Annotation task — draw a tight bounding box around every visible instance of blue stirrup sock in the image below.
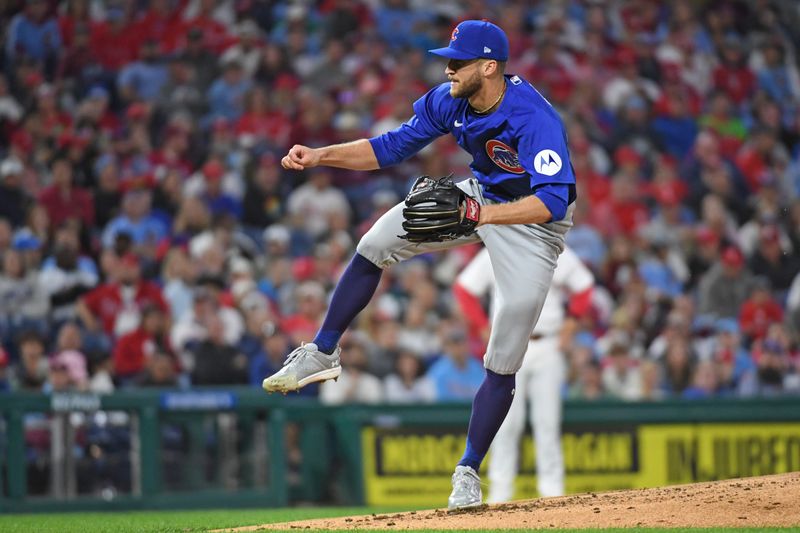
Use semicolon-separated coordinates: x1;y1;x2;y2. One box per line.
458;369;516;473
312;253;383;354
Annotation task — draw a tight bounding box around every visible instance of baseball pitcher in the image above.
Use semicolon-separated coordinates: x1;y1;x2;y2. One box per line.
262;20;576;509
455;245;594;501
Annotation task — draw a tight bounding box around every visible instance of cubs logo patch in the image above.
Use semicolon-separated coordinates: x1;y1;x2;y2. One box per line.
533;149;562;176
450;27;459;41
485;139;525;174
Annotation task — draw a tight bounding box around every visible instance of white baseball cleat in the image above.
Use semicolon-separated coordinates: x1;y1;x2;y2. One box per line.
448;465;482;510
262;342;342;393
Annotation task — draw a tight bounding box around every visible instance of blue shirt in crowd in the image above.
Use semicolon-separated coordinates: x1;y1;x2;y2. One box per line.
117;61;169;102
6;13;61;61
204;193;243;220
207;78;253;122
426;355;485;402
102;215;168;249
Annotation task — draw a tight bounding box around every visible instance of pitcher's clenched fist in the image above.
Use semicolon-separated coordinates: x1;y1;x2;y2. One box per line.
281;144;320;170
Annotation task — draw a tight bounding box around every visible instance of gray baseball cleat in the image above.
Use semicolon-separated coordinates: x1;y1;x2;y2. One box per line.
447;465;482;510
262;342;342;393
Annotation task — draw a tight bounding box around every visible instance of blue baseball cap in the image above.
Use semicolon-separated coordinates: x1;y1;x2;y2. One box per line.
429;20;509;62
714;318;739;335
12;230;42;251
86;86;109;101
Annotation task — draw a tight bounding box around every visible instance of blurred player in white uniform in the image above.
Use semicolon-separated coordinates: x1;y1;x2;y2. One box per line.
454;245;594;500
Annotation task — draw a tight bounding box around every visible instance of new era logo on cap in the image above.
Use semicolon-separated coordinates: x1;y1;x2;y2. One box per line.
429;20;509;61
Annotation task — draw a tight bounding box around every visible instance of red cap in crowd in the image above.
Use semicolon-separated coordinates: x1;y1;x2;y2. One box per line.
274;73;300;91
614;145;643;167
760;224;780;244
121;174;155;193
652;184;680;206
720;246;744;268
202;160;225;180
11;130;33;152
58;131;91;150
695;227;719;245
292;257;315;281
614;47;637;67
120;252;140;268
212;117;230;133
23;71;44;87
658;154;678;169
126;103;148;120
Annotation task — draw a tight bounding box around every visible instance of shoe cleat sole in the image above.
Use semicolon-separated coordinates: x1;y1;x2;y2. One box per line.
447;502;485;513
262;367;342;393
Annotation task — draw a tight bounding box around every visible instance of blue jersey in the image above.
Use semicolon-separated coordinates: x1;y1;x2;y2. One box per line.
369;74;576;211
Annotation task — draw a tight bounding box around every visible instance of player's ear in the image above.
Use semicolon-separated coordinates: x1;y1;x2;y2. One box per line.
482;59;498;77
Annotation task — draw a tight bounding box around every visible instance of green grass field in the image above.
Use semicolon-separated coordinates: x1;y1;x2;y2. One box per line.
0;508;797;533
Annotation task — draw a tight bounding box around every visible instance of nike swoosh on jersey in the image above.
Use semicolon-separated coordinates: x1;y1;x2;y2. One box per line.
454;120;463;127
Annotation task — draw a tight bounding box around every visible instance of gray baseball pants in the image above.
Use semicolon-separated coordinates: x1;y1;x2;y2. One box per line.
356;178;568;374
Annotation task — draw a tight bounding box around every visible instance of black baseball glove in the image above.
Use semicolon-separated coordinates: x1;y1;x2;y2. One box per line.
399;175;481;243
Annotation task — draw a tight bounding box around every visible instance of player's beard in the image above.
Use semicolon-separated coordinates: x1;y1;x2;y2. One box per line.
450;69;482;99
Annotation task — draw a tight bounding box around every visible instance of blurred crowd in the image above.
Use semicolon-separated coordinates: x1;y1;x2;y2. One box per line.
1;0;800;403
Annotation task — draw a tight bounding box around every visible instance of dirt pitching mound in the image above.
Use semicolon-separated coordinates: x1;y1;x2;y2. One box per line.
223;472;800;530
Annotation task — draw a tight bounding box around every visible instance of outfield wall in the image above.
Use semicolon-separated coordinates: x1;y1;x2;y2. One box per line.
361;422;800;505
1;390;799;512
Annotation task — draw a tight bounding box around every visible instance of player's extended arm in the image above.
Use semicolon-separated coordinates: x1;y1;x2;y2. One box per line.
281;140;379;171
478;195;553;226
288;86;447;173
